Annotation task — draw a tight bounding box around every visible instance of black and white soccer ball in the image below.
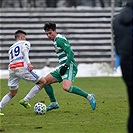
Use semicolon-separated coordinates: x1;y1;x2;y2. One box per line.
34;102;47;115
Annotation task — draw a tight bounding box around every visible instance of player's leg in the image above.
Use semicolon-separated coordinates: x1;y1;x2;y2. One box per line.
68;84;96;110
0;92;14;116
0;90;18;113
43;73;59;111
22;75;54;103
19;83;42;108
19;69;58;109
19;68;44;108
62;64;96;110
44;85;59;111
44;85;56;102
62;80;96;110
0;73;20;115
19;80;44;108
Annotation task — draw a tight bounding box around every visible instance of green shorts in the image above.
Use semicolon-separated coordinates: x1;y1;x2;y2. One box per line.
50;63;78;83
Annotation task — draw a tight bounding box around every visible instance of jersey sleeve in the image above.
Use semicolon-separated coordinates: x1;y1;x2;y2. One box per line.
22;41;31;64
22;41;31;52
65;47;74;66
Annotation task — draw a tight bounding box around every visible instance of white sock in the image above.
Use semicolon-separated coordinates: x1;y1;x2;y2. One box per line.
24;85;42;102
0;93;13;109
51;102;57;105
87;94;92;100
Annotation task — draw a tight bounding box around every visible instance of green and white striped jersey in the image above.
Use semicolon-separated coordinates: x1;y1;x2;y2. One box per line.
53;34;76;67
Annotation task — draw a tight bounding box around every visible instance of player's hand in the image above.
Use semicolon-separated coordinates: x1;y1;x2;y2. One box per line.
27;63;34;71
60;64;68;76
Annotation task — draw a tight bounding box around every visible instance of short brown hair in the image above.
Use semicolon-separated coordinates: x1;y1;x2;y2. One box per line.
44;22;56;31
15;30;26;39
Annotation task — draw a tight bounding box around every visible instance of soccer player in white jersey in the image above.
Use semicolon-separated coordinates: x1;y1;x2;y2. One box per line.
20;22;96;111
0;30;59;115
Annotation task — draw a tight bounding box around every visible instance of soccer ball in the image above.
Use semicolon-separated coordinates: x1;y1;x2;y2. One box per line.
34;102;47;115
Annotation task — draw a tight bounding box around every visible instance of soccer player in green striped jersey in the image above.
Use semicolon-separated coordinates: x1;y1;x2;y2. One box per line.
20;22;96;111
43;22;96;110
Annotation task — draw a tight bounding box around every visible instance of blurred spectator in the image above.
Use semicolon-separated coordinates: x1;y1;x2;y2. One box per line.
89;0;105;8
89;0;96;7
0;0;3;7
99;0;104;7
0;0;127;8
115;0;127;7
27;0;36;7
113;1;132;133
106;0;111;7
18;0;23;8
65;0;77;7
115;0;122;7
45;0;58;7
0;0;23;8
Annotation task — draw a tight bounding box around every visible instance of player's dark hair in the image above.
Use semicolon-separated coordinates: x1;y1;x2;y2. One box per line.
15;30;26;39
44;22;56;31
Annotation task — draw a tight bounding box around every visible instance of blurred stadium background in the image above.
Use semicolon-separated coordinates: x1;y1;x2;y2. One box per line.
0;0;128;69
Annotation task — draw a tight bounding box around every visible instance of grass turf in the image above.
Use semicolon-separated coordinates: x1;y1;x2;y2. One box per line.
0;77;128;133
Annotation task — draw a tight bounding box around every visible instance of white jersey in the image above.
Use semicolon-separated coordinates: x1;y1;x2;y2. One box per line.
8;40;30;70
8;40;41;90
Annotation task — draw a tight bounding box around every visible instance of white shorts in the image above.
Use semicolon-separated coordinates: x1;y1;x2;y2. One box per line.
8;68;41;90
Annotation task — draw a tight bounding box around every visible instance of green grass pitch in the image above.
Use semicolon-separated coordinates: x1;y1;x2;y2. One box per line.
0;77;128;133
